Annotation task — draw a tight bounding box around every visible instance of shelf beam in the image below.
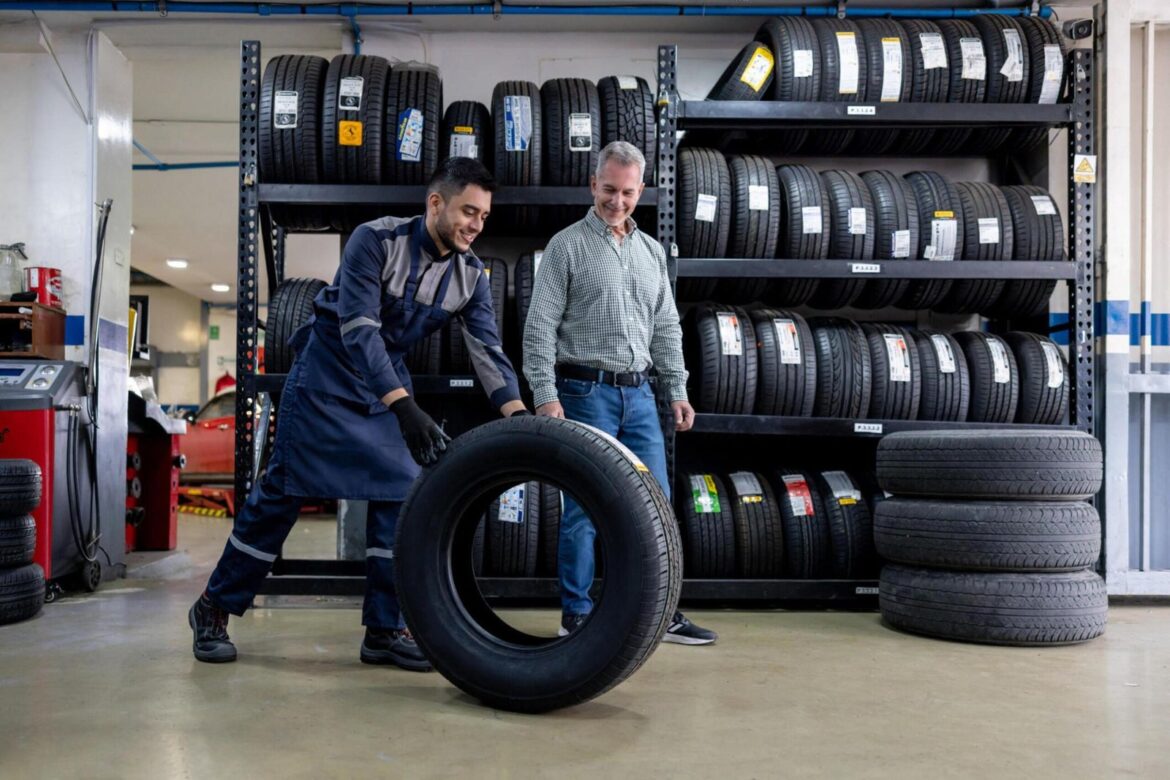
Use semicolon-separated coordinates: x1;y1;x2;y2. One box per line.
677;101;1072;129
687;414;1076;437
259;184;658;207
675;259;1076;280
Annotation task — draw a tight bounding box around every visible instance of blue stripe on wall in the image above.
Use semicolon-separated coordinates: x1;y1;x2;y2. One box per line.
63;316;129;353
65;315;85;346
1052;301;1170;346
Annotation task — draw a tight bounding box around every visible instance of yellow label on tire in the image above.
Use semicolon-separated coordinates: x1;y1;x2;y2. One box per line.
339;120;363;147
739;45;775;92
934;210;954;219
453;125;474;134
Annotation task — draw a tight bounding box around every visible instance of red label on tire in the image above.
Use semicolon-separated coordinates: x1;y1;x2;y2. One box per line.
781;475;815;517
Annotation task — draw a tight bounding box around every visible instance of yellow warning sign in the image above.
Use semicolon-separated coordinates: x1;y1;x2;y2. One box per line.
1073;154;1097;184
339;120;363;147
739;45;775;93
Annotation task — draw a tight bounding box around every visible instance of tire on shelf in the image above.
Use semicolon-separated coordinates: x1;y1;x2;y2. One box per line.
953;331;1020;423
912;328;971;422
875;429;1103;500
541;77;601;187
988;185;1064;318
597;76;656;185
771;468;831;579
1011;17;1069;151
935;181;1012;315
874;497;1100;572
726;471;784;578
486;480;542;577
931;19;987;154
536;481;563;577
722;154;780;303
813;469;878;578
806;18;867;154
385;64;442;185
492;80;542;230
753;17;820;151
683;304;758;415
811;170;874;310
809;317;872;419
677;147;732;301
440;100;492;169
855;170;918;309
264;277;328;375
880;565;1106;646
706;42;776;102
861;323;921;421
395;415;682;713
771;164;827;307
0;563;44;627
893;19;951;154
321;54;390;184
965;15;1030;153
748;308;816;417
0;514;36;567
897;171;962;309
851;19;911;155
1004;331;1070;425
677;473;737;578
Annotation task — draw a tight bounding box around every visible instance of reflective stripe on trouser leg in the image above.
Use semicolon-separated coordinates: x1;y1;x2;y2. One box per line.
363;500;405;630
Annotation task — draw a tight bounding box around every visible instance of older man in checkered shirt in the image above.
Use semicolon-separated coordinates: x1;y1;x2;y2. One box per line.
522;140;717;646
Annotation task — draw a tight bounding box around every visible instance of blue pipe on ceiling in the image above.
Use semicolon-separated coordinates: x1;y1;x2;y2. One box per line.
133;161;238;170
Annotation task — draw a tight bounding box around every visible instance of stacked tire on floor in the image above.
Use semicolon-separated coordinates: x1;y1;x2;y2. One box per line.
874;430;1107;646
0;460;45;626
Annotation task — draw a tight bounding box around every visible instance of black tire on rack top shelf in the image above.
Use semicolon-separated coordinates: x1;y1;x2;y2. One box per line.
722;154;780;303
706;41;776;101
813;469;878;579
862;323;921;421
264;277;327;374
492;80;542;229
753;17;820;151
1011;17;1069;150
771;468;831;579
677;473;737;578
683;304;758;415
748;307;817;417
597;76;656;185
441;100;492;169
807;17;867;154
385;64;442;185
953;331;1019;423
809;317;872;419
726;471;784;578
932;20;986;154
541;78;601;187
486;481;542;577
0;514;36;567
966;15;1031;153
936;181;1012;315
988;185;1065;318
1004;331;1070;425
913;328;971;422
321;54;389;184
260;54;330;231
855;170;918;309
874;497;1100;572
0;563;44;626
811;170;874;309
894;19;951;154
770;164;826;307
851;19;911;155
897;171;961;309
677;148;731;301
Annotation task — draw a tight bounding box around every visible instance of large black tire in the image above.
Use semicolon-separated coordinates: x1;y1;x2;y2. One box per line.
260;54;330;230
811;170;874;309
385;65;442;185
931;20;986;154
988;185;1064;318
536;482;562;577
770;164;827;307
913;328;970;422
726;471;784;578
486;481;541;577
541;78;601;186
966;15;1031;153
722;154;780;303
706;42;776;101
321;54;389;184
874;498;1101;573
754;17;819;151
597;76;656;185
677;148;732;300
809;317;871;419
894;19;950;154
264;277;327;374
440;100;492;169
684;304;758;415
862;323;921;421
1004;331;1069;425
1011;17;1069;150
851;19;911;155
936;182;1012;314
0;460;41;516
880;566;1107;646
897;171;961;309
677;473;737;578
813;470;877;578
772;468;831;579
807;18;867;154
0;514;36;566
749;308;816;417
0;563;44;626
953;331;1019;423
876;429;1103;500
492;80;542;229
855;170;917;309
396;416;682;713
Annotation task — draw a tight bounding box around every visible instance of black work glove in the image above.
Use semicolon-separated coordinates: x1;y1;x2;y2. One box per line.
390;396;451;467
510;409;532;417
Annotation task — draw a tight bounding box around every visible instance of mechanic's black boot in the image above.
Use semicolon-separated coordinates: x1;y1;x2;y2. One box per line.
189;593;237;663
360;627;432;672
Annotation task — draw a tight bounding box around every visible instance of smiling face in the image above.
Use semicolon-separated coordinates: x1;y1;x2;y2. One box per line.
427;184;492;254
590;159;645;229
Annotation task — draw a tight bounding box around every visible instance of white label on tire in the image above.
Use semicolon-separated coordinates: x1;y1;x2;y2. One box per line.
696;193;718;223
931;334;958;374
978;217;1001;245
569;113;593;152
691;474;720;514
503;95;532;152
274;90;298;129
960;38;987;80
748;184;769;211
782;475;815;516
1039;44;1064;104
1001;29;1025;82
920;32;948;70
892;229;911;258
339;76;363;111
849;207;867;235
793;49;814;78
821;470;862;504
836;31;860;95
717;312;743;356
497;484;526;524
884;333;912;383
617;75;639;90
881;38;903;102
927;219;957;261
802;206;823;234
533;250;544;275
397;108;424;162
988;337;1011;384
730;471;764;501
774;318;802;365
1031;194;1058;216
1042;340;1066;388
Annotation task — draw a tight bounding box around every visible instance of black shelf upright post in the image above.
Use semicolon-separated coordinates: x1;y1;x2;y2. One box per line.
1069;49;1095;434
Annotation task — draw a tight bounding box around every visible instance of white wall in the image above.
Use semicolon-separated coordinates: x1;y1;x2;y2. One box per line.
130;283;203;405
207;306;237;398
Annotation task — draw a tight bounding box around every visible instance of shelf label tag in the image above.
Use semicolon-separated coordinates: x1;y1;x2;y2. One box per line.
854;422;883;435
449;378;474;388
847;105;876;116
851;263;881;274
855;586;880;596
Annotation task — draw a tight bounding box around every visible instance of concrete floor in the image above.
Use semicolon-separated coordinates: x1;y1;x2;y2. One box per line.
1;515;1168;779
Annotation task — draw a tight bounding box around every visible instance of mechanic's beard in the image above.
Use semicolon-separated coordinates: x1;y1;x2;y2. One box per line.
434;212;465;253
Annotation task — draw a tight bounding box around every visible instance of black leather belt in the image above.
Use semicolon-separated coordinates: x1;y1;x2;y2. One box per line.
556;364;648;387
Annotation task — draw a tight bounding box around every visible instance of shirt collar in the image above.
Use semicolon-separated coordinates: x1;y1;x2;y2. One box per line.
414;216;454;261
585;206;637;238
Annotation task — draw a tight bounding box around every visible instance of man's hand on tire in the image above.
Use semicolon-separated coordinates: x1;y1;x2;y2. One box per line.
391;396;451;466
536;401;565;419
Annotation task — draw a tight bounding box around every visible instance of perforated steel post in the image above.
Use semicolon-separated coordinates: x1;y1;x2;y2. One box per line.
1068;49;1096;433
235;41;261;503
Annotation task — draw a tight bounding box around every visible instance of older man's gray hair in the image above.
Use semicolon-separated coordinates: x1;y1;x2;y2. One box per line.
595;141;646;180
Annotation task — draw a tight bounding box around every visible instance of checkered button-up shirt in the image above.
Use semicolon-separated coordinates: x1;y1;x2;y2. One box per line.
522;208;688;408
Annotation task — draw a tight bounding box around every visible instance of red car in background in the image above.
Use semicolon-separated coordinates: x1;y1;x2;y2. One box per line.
181;391;237;483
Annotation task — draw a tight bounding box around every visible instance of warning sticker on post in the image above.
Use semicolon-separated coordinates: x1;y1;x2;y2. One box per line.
881;38;903;102
892;229;911;258
1031;194;1057;216
782;475;815;517
717;312;743;356
740;45;775;93
1073;154;1097;184
498;485;526;524
503;95;532;152
748;184;769;211
849;207;867;235
821;470;862;505
1041;341;1066;388
931;334;957;374
730;472;764;504
1039;44;1064;104
978;217;1001;245
960;38;987;81
793;49;814;78
339;76;363;111
884;333;912;383
836;31;860;94
774;318;802;365
397;108;424;162
696;193;718;223
274;91;298;129
1001;28;1024;82
926;216;957;261
569;113;593;152
919;32;948;70
802;206;823;234
691;474;721;514
988;337;1011;384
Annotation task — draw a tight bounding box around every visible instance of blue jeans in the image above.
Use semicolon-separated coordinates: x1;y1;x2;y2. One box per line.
556;376;671;616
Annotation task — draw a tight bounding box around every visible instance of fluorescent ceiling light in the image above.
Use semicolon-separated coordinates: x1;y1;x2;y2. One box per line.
210;283;230;293
166;258;188;269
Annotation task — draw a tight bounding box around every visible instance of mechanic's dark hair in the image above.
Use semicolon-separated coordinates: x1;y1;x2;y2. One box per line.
427;157;498;200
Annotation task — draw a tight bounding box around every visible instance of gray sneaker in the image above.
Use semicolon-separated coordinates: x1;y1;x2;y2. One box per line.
360;628;432;672
189;594;238;663
663;611;717;645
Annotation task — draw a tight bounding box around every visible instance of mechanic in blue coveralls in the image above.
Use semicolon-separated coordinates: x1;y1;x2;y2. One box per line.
189;158;527;671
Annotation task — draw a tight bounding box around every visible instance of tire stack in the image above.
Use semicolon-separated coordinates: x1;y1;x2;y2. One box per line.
875;430;1107;646
0;460;45;627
